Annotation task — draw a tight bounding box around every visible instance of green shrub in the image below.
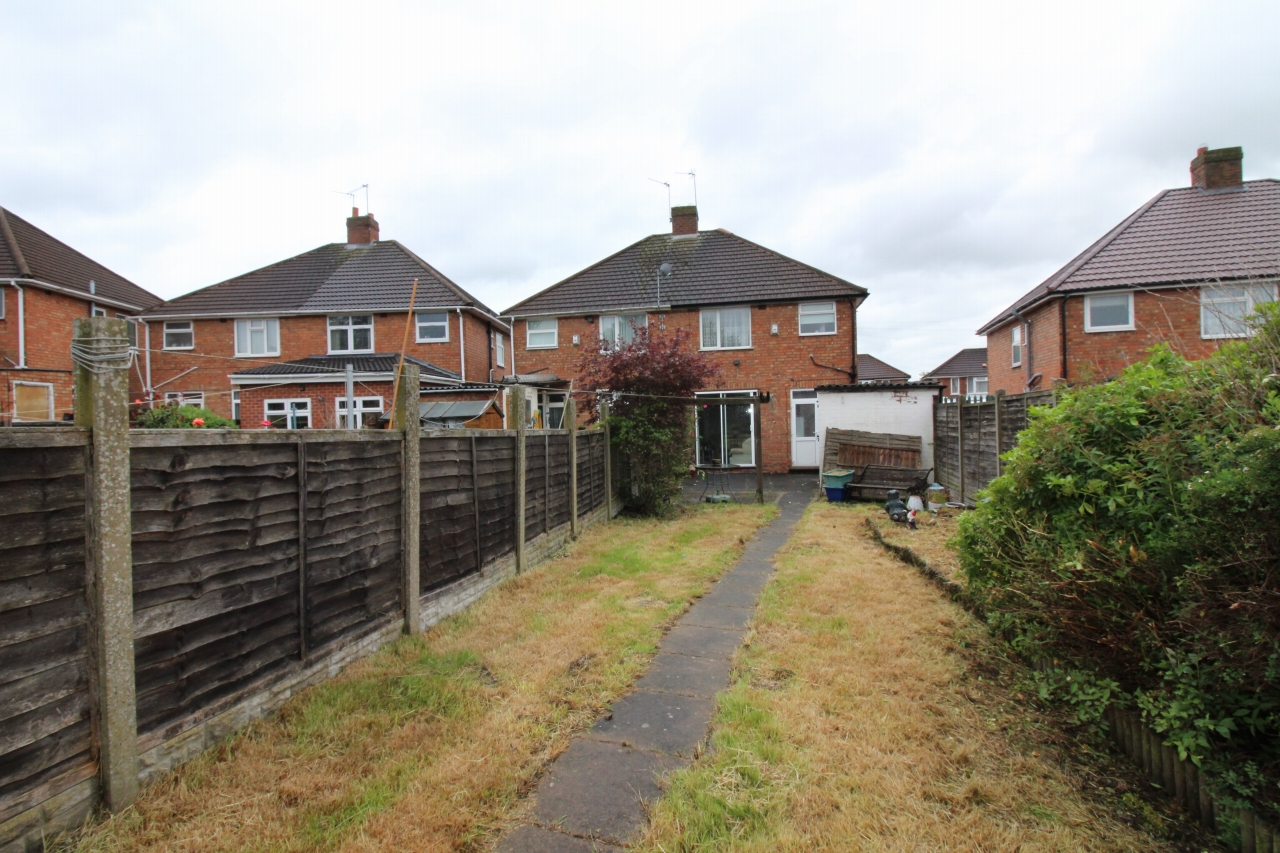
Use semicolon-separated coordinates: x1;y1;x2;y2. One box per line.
957;303;1280;803
134;404;238;429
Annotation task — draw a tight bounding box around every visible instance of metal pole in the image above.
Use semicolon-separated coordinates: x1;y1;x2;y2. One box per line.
345;363;355;429
754;392;764;504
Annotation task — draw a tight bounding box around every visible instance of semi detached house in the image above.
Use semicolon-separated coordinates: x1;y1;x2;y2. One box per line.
503;206;868;473
141;211;512;428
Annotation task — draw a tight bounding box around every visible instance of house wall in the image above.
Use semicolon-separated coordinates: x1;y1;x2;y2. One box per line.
815;387;938;473
512;299;858;472
237;382;503;430
145;312;509;420
985;300;1063;395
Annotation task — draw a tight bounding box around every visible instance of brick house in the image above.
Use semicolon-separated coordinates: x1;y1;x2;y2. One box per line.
856;353;911;383
139;210;512;428
1;206;160;422
978;146;1279;394
502;205;868;472
922;347;988;400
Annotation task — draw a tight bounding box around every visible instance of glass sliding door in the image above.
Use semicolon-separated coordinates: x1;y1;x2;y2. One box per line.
695;391;755;467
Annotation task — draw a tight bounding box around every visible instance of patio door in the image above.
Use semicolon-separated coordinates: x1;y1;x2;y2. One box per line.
791;389;819;468
695;391;756;467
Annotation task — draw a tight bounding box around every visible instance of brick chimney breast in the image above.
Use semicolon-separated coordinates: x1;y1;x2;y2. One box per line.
671;205;699;236
1190;146;1244;189
346;207;380;245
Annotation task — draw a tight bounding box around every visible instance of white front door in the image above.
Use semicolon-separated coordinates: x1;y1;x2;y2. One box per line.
791;390;819;468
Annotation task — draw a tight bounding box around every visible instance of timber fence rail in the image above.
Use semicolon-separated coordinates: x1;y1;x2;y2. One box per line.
933;389;1056;505
0;320;616;852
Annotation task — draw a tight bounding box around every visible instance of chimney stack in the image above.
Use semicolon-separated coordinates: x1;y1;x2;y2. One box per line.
671;205;699;236
346;207;380;245
1190;146;1243;190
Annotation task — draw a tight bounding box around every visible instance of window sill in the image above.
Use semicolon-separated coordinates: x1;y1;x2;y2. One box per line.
162;346;194;351
1201;332;1251;340
1083;325;1135;333
415;338;450;345
327;350;375;356
235;353;280;358
525;344;558;350
700;346;754;352
798;330;837;337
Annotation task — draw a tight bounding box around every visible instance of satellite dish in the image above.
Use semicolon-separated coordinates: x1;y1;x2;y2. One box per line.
658;262;673;276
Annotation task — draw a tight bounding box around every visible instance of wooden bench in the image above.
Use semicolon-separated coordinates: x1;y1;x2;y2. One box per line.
844;465;934;502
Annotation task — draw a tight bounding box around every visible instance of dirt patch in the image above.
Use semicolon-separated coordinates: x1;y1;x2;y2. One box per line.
862;502;964;579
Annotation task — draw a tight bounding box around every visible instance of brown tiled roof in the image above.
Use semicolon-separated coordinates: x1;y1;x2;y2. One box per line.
923;347;988;380
978;180;1280;334
504;229;866;316
856;353;911;382
143;240;499;319
0;206;160;310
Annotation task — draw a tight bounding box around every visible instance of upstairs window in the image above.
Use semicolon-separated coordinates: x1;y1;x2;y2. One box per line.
1084;293;1134;332
798;301;836;335
600;314;647;347
1011;325;1023;367
527;318;557;349
328;315;373;353
163;321;194;350
496;332;506;367
235;318;280;357
700;307;751;349
416;311;450;343
1201;283;1277;339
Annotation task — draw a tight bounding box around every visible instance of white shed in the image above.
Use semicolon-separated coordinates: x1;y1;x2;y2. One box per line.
814;382;940;474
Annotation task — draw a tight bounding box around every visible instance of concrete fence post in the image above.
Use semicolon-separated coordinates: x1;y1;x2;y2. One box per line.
72;317;139;811
512;386;528;571
393;362;421;634
567;396;579;538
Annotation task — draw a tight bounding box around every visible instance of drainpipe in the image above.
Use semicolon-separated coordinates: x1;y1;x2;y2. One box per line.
139;318;153;399
1012;307;1033;390
457;308;467;383
11;281;26;368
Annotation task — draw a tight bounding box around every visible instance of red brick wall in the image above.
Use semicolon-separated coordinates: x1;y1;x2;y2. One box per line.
144;311;508;420
985;300;1064;395
238;382;502;429
512;300;858;472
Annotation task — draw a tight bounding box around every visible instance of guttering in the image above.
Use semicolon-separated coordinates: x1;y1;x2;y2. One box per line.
141;304;511;332
140;319;153;398
10;280;24;367
8;276;148;314
229;371;465;387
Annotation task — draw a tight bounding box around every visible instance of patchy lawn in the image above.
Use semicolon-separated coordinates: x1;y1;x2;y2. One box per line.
638;501;1185;853
53;503;776;853
863;502;963;579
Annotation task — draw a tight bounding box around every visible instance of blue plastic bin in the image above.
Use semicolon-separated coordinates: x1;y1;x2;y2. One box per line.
824;486;845;502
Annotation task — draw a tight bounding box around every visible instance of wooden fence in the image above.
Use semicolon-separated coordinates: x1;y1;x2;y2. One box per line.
933;390;1056;504
0;366;613;849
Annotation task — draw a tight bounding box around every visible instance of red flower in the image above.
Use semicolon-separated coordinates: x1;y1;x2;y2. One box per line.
192;418;205;427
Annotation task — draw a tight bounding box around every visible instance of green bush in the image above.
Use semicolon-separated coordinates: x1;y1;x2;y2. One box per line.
957;303;1280;803
134;404;238;429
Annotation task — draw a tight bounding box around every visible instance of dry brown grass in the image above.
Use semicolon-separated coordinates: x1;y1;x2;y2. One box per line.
52;504;776;853
864;502;964;578
638;501;1179;853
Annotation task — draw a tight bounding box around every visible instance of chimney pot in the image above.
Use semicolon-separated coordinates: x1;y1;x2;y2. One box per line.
1190;146;1243;190
671;205;698;236
346;210;380;245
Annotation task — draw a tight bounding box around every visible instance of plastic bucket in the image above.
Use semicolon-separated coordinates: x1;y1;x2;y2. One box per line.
824;487;845;502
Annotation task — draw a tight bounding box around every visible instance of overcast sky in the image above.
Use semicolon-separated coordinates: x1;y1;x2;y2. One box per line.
5;0;1279;377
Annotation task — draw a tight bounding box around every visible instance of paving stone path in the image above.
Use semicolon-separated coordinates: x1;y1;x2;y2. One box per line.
498;492;812;852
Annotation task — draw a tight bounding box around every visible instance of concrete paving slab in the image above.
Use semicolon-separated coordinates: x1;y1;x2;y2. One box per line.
533;740;685;845
660;624;744;659
699;583;760;610
711;570;770;595
732;559;774;576
681;601;753;630
633;653;732;698
497;824;624;853
589;690;715;755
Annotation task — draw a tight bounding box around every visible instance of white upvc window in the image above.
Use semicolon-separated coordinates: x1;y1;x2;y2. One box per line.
164;391;205;407
336;396;384;428
949;377;962;395
265;398;311;429
163;321;194;350
1201;283;1277;339
496;332;506;367
1084;292;1135;332
232;390;241;422
971;376;989;395
798;301;837;335
234;318;280;357
115;313;138;348
527;317;558;349
91;304;107;317
700;306;752;350
415;311;450;343
328;315;374;353
1011;324;1023;367
600;314;647;347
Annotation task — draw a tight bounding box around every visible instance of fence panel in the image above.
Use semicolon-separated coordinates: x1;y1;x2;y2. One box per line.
303;440;402;652
421;436;480;592
933;391;1056;504
0;447;92;817
524;435;547;541
547;434;572;530
475;435;517;562
576;431;606;516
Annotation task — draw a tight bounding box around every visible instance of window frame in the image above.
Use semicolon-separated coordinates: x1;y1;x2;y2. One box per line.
163;320;194;351
798;301;837;336
526;317;558;349
327;315;375;354
414;311;451;344
695;390;757;467
970;376;989;395
1011;324;1023;367
234;317;280;357
599;313;648;347
1200;282;1278;339
699;306;753;350
12;380;54;421
232;390;241;422
163;391;205;408
949;377;961;395
495;332;506;367
1084;291;1136;333
335;395;385;429
264;398;312;429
